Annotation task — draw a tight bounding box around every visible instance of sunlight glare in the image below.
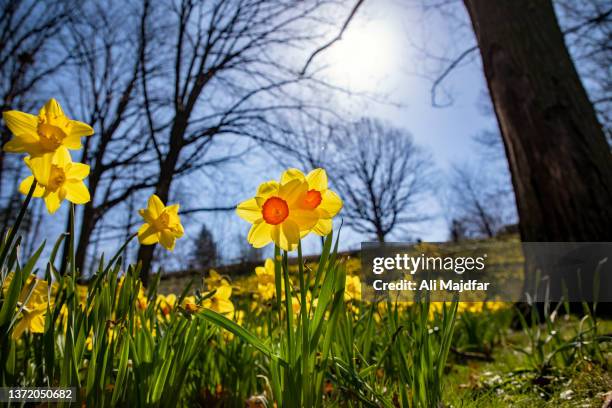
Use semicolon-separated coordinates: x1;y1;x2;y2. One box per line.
326;21;397;92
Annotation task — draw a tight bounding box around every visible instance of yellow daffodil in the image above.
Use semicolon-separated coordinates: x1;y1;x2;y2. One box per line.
136;287;148;310
12;302;47;339
280;168;343;236
18;148;90;214
205;269;229;290
2;274;49;306
182;296;200;313
156;294;177;317
344;275;362;302
255;258;275;301
236;178;318;251
2;98;93;162
137;194;184;251
203;283;234;316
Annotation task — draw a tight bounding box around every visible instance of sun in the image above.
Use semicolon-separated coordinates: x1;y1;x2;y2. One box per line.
325;21;397;92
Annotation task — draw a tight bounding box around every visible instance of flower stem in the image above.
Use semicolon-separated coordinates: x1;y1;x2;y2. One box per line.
0;180;37;269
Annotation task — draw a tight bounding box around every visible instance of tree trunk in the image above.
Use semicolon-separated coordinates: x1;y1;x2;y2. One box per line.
463;0;612;306
137;126;183;285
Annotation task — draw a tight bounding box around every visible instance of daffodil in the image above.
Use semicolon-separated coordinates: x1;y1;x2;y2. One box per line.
137;194;184;251
203;283;234;316
280;168;343;236
182;296;200;313
344;275;362;302
255;258;275;301
2;98;93;162
18;148;90;214
205;270;229;290
156;294;177;317
12;302;47;339
136;287;148;310
236;178;318;251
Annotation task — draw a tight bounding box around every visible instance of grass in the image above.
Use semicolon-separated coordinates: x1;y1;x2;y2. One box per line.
444;318;612;407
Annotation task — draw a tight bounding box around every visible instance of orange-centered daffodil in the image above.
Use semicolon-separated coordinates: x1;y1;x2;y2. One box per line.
3;98;93;161
19;148;90;214
280;168;343;236
137;194;184;251
236;178;318;251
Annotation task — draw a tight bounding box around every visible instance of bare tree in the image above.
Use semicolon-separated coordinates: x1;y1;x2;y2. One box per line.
447;164;515;239
60;0;159;273
135;0;358;283
555;0;612;142
333;118;435;242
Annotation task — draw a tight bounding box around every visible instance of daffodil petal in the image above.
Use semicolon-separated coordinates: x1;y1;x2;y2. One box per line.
256;181;279;198
44;192;62;214
19;176;45;197
65;180;90;204
62;135;82;150
172;221;184;238
319;189;343;217
312;217;333;236
2;111;38;139
138;224;159;245
306;168;328;191
3;133;42;154
264;258;274;272
247;221;273;248
12;318;28;340
216;284;232;299
137;209;153;225
40;98;64;118
279;178;307;205
66;162;90;180
289;208;318;231
148;194;165;218
215;298;235;315
159;230;176;251
281;219;300;250
29;313;46;333
52;148;72;167
27;154;52;184
236;198;261;223
165;203;180;214
280;168;305;184
69;120;94;138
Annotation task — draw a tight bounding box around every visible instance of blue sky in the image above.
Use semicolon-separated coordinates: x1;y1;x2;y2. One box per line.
181;0;501;263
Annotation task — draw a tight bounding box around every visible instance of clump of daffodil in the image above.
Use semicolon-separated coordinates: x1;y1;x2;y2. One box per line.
137;194;184;251
255;258;275;301
236;178;319;251
2;98;93;163
280;168;343;236
18;148;90;214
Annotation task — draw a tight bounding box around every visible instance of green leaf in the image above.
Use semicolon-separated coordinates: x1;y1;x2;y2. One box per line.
197;309;286;366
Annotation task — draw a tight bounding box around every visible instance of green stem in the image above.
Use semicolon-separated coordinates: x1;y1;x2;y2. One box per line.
274;246;282;326
297;241;310;406
0;180;36;269
282;250;293;363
